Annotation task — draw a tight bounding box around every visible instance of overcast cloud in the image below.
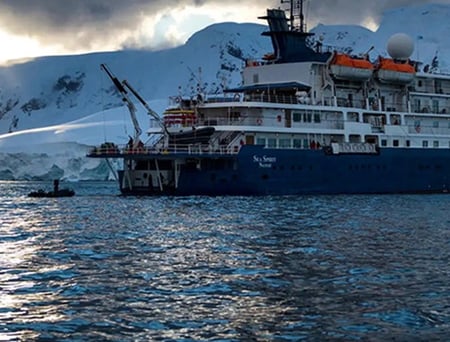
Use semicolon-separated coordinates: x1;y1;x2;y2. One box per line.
307;0;450;28
1;0;449;53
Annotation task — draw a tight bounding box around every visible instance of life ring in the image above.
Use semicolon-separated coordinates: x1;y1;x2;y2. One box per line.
256;118;263;126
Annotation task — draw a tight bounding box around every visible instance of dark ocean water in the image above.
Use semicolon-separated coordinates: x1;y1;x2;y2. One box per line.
1;181;450;341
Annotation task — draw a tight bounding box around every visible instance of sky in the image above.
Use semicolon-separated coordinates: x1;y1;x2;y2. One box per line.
1;0;450;65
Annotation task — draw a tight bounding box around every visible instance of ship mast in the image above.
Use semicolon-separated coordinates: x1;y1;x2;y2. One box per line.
281;0;306;33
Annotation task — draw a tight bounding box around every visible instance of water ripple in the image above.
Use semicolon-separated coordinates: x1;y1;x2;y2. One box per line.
1;181;450;341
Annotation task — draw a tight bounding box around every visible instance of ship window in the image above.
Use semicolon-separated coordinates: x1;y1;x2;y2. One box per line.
414;120;421;132
406;140;411;147
256;138;266;146
414;99;421;113
433;121;439;128
381;139;387;147
418;80;423;87
435;80;443;93
433;100;439;113
293;139;302;148
433;141;439;148
230;111;241;120
314;113;321;123
267;138;277;148
303;139;309;148
303;113;312;123
279;139;291;148
391;115;400;125
293;112;302;122
423;140;429;147
349;112;359;122
393;140;399;147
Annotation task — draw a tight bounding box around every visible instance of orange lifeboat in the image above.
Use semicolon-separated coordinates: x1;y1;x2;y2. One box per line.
329;52;373;81
375;57;415;84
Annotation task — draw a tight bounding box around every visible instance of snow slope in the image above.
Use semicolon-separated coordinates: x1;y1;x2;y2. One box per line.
0;3;449;181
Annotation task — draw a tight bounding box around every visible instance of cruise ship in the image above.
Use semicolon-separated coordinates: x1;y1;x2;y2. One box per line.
88;0;450;195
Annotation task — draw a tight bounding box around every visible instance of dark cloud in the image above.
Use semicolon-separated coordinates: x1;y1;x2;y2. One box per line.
0;0;243;34
306;0;450;29
0;0;449;52
0;0;190;50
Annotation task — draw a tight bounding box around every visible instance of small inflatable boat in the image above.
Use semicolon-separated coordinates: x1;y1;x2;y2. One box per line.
28;179;75;198
28;188;75;198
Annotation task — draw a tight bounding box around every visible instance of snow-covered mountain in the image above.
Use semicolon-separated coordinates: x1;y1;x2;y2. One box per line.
0;22;269;135
0;3;449;181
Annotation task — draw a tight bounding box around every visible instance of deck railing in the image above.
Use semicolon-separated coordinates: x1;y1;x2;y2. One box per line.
88;143;242;157
202;94;450;115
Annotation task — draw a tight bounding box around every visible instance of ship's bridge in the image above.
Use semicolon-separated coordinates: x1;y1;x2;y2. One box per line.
225;81;311;105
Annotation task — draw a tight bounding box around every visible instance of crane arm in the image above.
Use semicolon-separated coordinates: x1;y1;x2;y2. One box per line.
121;80;170;135
122;80;159;121
100;64;142;143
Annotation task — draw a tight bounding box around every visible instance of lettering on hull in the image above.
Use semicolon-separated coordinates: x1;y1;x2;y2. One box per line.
253;155;277;168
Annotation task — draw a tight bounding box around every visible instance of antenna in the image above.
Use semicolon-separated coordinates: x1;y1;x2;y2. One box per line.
281;0;306;32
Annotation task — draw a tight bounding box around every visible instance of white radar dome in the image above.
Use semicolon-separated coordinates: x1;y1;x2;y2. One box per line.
387;33;414;60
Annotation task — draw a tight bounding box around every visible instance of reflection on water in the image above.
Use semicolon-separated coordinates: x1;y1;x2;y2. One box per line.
1;181;450;341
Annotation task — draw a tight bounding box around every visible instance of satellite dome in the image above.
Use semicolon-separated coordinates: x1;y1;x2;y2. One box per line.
387;33;414;60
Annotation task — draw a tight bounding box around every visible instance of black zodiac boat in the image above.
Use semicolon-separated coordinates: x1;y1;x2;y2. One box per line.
28;180;75;198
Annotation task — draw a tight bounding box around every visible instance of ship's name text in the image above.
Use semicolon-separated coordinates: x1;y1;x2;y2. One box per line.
253;155;277;168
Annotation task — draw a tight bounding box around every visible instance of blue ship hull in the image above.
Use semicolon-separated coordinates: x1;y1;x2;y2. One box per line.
118;145;450;196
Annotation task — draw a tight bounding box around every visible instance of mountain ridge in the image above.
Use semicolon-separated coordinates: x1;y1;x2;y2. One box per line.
1;3;449;181
1;3;450;136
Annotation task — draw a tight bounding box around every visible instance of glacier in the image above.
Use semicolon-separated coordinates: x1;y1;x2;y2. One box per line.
0;103;166;181
1;3;449;181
